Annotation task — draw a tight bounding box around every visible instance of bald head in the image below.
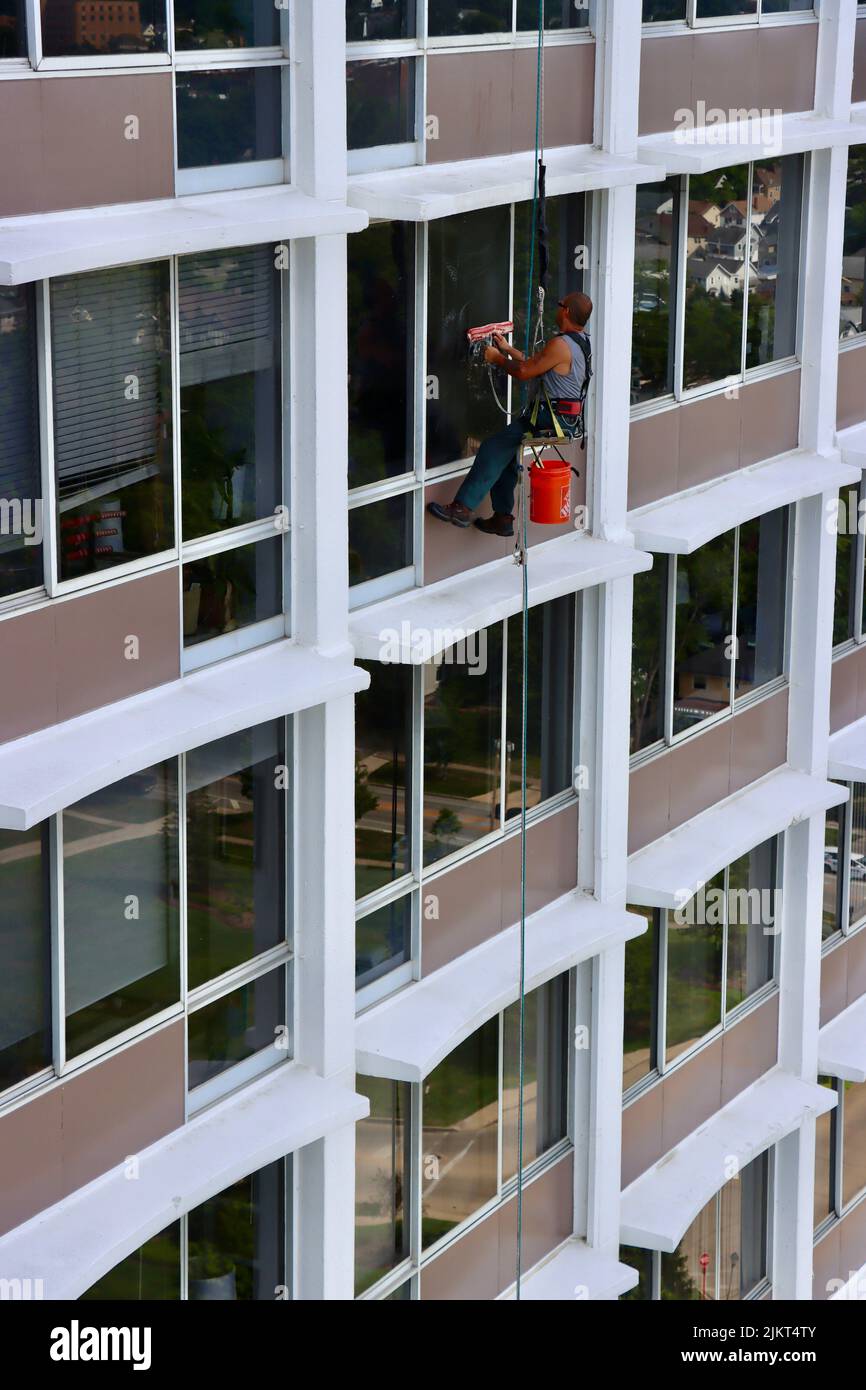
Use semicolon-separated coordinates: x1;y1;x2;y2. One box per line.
561;291;592;328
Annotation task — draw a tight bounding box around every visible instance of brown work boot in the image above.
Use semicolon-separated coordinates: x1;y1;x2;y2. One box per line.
474;512;514;538
427;499;471;528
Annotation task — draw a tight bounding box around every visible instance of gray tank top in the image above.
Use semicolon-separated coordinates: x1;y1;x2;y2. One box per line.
540;332;589;401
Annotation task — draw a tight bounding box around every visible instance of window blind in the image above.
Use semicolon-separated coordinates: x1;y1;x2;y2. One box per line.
179;245;279;386
0;285;40;507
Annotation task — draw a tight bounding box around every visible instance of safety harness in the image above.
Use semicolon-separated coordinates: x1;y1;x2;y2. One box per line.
526;329;593;447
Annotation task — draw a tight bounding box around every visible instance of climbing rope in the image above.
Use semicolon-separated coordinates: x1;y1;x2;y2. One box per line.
515;0;546;1303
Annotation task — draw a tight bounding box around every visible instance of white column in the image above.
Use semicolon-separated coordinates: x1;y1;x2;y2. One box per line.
579;0;642;1278
772;0;857;1302
289;1;360;1300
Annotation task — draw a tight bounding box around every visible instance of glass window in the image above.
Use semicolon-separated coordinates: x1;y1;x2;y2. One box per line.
0;826;50;1091
814;1076;836;1229
746;157;802;370
661;1154;768;1300
735;509;787;698
672;531;736;736
174;0;280;48
619;1245;653;1299
428;0;511;35
347;58;415;151
187;964;286;1091
348;221;415;489
40;0;167;56
0;284;42;598
718;1151;768;1299
421;1017;499;1248
356;895;412;989
506;594;575;815
516;0;589;28
683;165;748;389
63;762;180;1059
179;246;282;542
355;660;412;899
823;800;843;940
188;1162;285;1300
623;905;657;1092
182;537;282;649
176;67;282;171
842;1081;866;1208
422;625;503;866
725;838;776;1011
848;782;866;930
426;205;511;470
513;194;586;360
349;494;413;590
631;561;667;754
833;483;860;647
0;0;26;56
840;146;866;341
501;976;568;1179
51;263;174;583
186;722;287;991
665;872;725;1065
642;0;687;17
355;1076;410;1294
632;178;679;404
347;0;414;41
82;1158;288;1301
81;1225;181;1301
696;0;757;15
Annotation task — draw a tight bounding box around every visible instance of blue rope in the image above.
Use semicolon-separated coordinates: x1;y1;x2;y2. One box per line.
515;0;544;1304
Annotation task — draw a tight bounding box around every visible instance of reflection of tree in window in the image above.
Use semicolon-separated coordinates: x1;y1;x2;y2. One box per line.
672;531;735;735
348;221;414;487
422;627;503;865
355;1076;410;1293
665;872;724;1064
632;178;678;403
631;560;667;752
355;661;412;896
427;0;511;36
841;145;866;338
623;905;657;1092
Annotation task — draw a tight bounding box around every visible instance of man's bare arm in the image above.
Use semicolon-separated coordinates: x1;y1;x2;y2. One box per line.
484;335;571;382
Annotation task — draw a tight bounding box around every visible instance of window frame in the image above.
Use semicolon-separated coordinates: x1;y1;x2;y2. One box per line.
630;157;808;418
623;835;782;1103
21;246;292;670
821;779;866;950
0;715;296;1114
642;0;815;27
630;511;793;767
354;597;582;1007
356;967;577;1300
347;193;591;606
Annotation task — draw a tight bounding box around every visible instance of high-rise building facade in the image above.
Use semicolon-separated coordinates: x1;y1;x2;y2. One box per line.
0;0;866;1303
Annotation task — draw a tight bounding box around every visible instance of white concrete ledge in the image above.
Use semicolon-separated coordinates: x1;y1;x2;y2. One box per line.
620;1069;836;1253
837;422;866;471
0;641;369;830
499;1237;639;1301
349;532;652;663
637;113;859;176
629;450;860;555
818;996;866;1085
627;767;847;910
0;1064;368;1301
347;146;656;222
829;714;866;781
0;186;368;285
355;891;646;1082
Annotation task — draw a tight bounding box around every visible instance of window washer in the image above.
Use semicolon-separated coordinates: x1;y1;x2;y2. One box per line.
427;290;592;539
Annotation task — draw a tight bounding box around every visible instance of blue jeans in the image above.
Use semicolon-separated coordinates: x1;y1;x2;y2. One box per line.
454;404;554;515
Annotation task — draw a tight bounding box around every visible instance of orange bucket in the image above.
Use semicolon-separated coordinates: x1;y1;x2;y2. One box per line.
529;462;572;524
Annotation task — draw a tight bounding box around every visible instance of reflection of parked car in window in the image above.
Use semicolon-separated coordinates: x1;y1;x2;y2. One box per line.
851;853;866;881
824;846;839;875
635;294;661;313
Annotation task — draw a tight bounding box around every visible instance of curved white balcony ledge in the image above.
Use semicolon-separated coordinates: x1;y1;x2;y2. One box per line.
637;112;859;177
818;996;866;1085
0;641;369;831
0;1064;368;1302
355;891;646;1082
347;146;656;223
829;714;866;782
629;450;860;555
499;1238;639;1301
627;767;847;910
349;532;652;664
620;1069;836;1253
0;186;368;286
837;421;866;471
